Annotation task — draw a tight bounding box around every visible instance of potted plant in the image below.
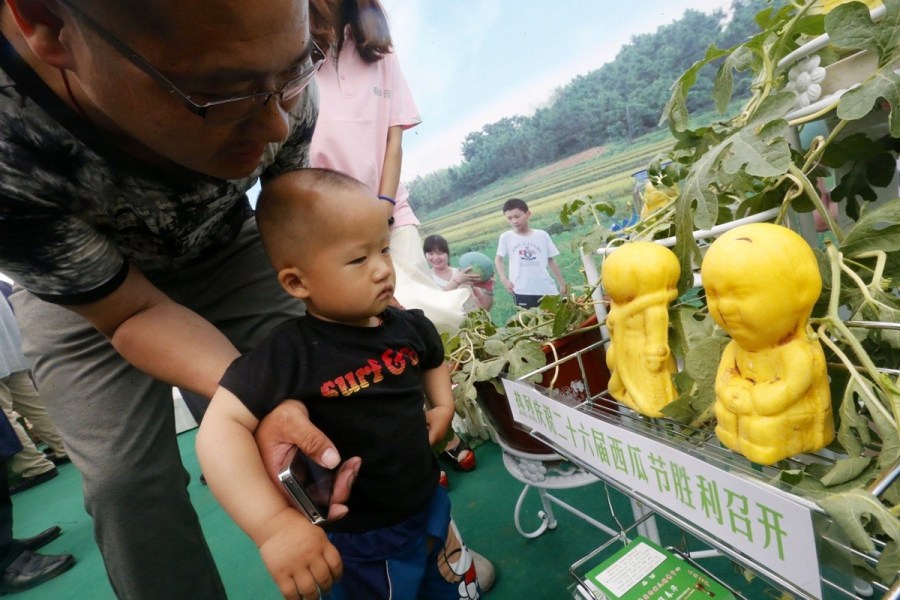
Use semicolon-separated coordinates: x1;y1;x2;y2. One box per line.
561;0;899;587
444;294;610;454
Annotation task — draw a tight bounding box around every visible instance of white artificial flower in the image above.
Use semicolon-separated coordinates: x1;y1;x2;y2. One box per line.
785;55;827;108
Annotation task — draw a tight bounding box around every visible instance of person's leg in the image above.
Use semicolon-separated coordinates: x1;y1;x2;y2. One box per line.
417;487;483;599
4;371;67;460
11;292;227;600
0;376;55;479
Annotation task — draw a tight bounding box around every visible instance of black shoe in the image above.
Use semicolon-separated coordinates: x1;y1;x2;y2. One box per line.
0;550;75;594
42;449;70;466
18;527;62;552
9;469;58;495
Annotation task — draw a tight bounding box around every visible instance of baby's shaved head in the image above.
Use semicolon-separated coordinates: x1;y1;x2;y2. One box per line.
256;168;380;269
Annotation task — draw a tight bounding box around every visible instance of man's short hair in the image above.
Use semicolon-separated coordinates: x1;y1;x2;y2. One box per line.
502;198;528;213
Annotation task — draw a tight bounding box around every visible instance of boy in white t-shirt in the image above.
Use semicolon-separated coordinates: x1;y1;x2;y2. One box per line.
494;198;567;309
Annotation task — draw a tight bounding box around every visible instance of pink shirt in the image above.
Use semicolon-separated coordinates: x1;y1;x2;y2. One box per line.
310;29;422;227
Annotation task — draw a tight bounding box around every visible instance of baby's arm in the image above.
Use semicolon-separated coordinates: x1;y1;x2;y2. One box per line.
422;362;455;446
197;387;342;599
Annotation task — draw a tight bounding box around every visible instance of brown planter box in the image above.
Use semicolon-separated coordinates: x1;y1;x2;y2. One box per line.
475;316;610;454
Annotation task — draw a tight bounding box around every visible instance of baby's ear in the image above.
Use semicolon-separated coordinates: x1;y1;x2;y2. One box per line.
278;267;310;300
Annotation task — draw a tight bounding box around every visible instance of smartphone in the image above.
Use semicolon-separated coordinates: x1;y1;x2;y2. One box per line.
278;451;336;526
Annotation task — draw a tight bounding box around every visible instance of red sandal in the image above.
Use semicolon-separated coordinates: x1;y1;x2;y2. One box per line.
442;437;476;471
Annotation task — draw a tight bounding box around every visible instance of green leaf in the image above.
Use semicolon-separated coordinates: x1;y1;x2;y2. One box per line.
819;488;900;559
483;339;510;359
688;385;719;428
473;357;507;381
669;306;714;360
506;339;547;381
841;197;900;258
712;47;750;114
672;195;703;294
838;377;876;456
676;92;793;234
820;456;874;486
663;44;732;131
661;384;696;423
828;0;900;135
549;301;580;339
721;118;792;178
827;0;900;61
823;134;900;218
684;336;730;384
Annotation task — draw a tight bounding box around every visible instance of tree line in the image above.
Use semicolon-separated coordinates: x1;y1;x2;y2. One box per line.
409;0;771;217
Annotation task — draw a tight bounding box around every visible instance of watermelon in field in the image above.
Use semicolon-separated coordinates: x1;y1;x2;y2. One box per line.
458;252;494;282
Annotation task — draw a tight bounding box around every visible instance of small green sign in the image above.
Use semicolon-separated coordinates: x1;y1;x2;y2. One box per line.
581;537;736;600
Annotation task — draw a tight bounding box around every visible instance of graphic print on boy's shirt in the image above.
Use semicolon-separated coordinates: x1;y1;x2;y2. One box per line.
321;346;420;397
516;242;542;265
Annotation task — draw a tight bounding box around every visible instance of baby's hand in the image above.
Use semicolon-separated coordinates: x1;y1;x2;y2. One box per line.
425;405;454;446
258;507;343;600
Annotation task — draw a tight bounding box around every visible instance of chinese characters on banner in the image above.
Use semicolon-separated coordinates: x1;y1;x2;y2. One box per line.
501;379;823;600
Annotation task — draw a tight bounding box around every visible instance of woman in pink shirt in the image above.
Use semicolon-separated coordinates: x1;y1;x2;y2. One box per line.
309;0;471;335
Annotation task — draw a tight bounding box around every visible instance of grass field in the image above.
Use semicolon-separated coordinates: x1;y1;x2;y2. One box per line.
417;132;674;324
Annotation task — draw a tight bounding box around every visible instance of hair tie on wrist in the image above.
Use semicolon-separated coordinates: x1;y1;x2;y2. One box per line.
378;195;396;205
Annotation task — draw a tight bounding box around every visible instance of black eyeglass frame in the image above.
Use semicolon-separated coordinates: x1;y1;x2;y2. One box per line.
56;0;325;124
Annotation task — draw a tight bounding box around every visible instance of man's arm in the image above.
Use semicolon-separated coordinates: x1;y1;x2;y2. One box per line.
68;265;361;496
197;388;342;599
65;265;238;399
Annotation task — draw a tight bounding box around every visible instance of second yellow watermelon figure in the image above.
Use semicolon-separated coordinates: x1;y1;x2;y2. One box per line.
701;223;834;465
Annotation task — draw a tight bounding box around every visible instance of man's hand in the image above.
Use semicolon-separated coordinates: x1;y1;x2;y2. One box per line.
256;400;361;521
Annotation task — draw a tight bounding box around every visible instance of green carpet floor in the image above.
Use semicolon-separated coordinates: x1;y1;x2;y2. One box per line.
10;429;771;599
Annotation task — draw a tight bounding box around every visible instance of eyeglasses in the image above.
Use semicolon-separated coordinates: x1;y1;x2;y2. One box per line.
57;0;324;125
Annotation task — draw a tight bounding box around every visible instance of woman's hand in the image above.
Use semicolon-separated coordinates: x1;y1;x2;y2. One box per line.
256;400;361;521
453;267;481;287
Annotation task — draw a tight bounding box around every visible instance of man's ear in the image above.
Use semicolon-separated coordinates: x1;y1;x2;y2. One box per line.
5;0;75;69
278;267;311;300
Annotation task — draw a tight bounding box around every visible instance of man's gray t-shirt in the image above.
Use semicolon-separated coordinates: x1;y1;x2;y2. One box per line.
0;33;317;305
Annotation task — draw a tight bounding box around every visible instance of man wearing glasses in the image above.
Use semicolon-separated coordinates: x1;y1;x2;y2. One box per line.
0;0;353;598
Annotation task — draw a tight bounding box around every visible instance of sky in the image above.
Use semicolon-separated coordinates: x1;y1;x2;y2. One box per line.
381;0;734;182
